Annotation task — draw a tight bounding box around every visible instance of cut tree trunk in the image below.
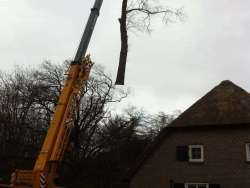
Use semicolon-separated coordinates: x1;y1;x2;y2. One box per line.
115;0;128;85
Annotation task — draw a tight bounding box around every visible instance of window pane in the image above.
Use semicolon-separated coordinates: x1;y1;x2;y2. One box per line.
186;183;207;188
198;185;207;188
187;185;196;188
191;148;201;159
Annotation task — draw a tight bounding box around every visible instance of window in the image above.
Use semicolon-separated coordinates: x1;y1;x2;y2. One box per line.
173;183;220;188
176;145;204;162
246;143;250;161
189;145;204;162
185;183;208;188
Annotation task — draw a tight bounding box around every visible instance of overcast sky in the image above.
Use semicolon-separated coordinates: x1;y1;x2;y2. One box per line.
0;0;249;114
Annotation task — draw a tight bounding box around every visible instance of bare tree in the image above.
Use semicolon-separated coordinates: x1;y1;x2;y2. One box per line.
0;61;179;187
0;62;128;181
115;0;184;85
0;68;50;161
69;65;128;160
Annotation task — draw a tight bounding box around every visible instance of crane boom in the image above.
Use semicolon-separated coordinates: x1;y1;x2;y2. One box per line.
74;0;103;62
0;1;103;187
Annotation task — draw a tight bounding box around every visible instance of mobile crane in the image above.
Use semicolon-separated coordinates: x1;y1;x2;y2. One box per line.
0;0;103;187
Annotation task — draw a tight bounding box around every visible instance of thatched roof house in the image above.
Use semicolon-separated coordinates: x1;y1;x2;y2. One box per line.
129;80;250;188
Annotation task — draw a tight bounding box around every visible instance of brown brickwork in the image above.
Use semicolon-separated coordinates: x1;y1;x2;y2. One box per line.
131;128;250;188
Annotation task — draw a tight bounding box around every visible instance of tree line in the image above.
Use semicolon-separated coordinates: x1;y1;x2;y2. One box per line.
0;61;179;187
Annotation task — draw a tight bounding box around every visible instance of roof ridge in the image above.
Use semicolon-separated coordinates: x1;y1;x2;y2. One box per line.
168;80;250;128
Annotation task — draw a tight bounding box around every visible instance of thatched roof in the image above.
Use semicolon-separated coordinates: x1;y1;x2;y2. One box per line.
169;80;250;127
126;80;250;181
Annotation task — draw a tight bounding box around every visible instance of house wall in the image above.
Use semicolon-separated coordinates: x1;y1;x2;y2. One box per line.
130;128;250;188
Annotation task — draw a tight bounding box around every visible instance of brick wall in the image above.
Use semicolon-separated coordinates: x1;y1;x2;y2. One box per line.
130;128;250;188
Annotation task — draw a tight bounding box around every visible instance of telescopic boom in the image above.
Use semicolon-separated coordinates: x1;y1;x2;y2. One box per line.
74;0;103;62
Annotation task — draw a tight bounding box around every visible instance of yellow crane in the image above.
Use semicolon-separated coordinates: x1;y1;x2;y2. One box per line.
0;0;103;187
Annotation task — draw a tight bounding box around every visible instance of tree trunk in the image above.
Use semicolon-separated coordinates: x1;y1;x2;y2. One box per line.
115;0;128;85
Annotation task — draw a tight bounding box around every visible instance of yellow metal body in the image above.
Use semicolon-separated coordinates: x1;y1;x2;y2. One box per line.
1;56;92;188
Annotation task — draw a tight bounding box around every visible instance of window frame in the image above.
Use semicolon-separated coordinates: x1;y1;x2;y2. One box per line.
185;183;209;188
188;145;204;162
245;143;250;162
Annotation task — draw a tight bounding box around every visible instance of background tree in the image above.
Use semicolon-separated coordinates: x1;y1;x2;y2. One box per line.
0;62;180;187
0;62;128;183
61;106;180;188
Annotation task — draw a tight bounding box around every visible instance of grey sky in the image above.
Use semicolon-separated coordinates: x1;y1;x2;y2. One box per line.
0;0;249;114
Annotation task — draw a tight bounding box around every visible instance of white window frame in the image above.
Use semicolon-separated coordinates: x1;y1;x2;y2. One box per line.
245;143;250;161
189;145;204;162
185;183;209;188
